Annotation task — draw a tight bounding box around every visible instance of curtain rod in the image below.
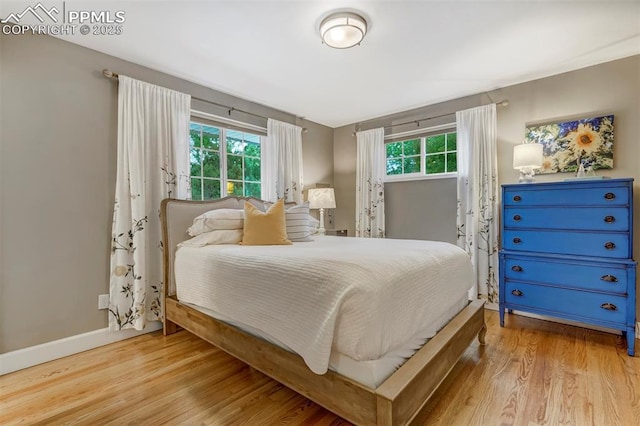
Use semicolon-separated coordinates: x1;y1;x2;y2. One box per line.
353;99;510;136
102;69;306;130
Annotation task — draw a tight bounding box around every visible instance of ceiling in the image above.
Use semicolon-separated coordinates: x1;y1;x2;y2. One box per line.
3;1;640;127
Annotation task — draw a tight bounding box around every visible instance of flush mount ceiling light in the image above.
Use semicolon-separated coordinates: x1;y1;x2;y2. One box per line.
319;12;367;49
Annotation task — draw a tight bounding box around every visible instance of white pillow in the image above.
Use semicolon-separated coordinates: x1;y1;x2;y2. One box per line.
286;203;313;242
308;214;319;231
179;229;243;247
187;209;244;236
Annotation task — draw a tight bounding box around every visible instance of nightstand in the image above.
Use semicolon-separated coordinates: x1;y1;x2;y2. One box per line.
325;229;348;237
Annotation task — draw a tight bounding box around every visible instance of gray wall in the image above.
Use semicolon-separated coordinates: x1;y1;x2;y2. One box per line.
0;32;333;353
333;55;640;319
302;120;334;188
332;125;357;234
385;178;457;243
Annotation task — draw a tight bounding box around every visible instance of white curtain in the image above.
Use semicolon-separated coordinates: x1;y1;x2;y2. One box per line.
109;76;191;330
456;104;499;302
355;128;386;238
262;119;304;204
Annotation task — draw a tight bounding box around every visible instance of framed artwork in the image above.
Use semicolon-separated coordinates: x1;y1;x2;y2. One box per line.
525;114;614;174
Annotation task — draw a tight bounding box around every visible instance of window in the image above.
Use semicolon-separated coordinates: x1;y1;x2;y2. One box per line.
189;122;262;200
385;130;457;179
425;132;457;174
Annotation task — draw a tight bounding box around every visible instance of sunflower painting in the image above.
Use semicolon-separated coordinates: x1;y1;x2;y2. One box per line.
525;115;614;174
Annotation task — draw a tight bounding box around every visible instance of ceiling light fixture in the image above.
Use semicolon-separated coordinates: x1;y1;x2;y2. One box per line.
319;12;367;49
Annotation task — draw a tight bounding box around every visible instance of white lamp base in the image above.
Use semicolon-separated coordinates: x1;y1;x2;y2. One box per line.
518;167;536;183
318;208;326;235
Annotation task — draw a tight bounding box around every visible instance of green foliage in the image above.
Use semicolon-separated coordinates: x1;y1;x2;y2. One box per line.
203;179;221;199
245;182;261;198
447;133;457;151
447;152;457;172
202;126;220;150
403;139;420;155
190;153;201;176
403;156;420;173
245;142;260;157
202;151;220;178
191;177;201;200
426;135;445;153
426;154;445;173
386;142;402;158
227;154;243;180
386;158;402;175
244;157;260;181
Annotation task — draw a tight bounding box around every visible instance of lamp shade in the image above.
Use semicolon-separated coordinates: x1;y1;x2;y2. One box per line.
308;188;336;209
513;143;543;169
319;12;367;49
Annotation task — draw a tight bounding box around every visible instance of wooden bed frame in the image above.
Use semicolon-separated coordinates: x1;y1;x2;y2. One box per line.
160;197;486;426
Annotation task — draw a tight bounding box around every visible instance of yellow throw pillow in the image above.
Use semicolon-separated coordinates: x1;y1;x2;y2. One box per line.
240;199;292;245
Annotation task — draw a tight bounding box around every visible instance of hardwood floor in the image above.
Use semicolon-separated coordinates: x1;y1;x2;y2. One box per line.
1;311;639;425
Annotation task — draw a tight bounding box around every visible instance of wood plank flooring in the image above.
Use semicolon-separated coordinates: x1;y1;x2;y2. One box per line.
1;311;639;425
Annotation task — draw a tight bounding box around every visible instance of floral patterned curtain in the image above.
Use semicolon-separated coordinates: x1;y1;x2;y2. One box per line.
109;76;191;330
262;119;304;204
355;128;385;238
455;104;499;302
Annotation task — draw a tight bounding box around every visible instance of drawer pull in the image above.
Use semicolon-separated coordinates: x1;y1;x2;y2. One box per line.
604;241;616;250
604;215;616;223
513;214;522;221
513;237;522;244
600;274;618;283
600;303;617;311
511;265;523;272
511;289;523;297
604;192;616;200
513;195;522;202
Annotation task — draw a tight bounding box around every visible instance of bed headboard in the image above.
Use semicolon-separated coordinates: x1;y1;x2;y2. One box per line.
160;196;272;298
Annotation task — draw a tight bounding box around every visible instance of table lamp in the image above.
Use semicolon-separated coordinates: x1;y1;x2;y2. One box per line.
308;188;336;235
513;143;543;183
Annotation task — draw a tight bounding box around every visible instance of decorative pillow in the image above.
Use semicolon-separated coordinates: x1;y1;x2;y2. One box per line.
187;208;244;236
240;199;292;246
286;203;313;242
179;229;243;247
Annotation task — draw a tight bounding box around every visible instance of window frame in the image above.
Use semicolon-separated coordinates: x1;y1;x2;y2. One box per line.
384;124;458;183
189;120;263;200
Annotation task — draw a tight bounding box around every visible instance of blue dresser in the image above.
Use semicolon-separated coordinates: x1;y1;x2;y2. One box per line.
499;178;636;356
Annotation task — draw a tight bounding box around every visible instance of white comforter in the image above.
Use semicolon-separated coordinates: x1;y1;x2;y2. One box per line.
175;236;473;375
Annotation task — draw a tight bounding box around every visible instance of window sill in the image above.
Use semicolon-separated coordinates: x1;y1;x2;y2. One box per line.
385;172;457;183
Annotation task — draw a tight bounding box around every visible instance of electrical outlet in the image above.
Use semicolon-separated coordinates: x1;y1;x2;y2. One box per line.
98;294;110;310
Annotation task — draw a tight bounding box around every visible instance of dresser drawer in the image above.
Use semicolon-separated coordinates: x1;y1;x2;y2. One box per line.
504;282;627;326
504;207;629;231
504;257;628;294
503;230;630;258
503;186;630;207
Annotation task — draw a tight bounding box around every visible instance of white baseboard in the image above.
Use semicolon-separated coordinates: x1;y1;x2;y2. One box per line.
0;322;162;375
488;303;639;340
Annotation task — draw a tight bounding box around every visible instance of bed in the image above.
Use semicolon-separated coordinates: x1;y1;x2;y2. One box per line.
161;196;486;425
